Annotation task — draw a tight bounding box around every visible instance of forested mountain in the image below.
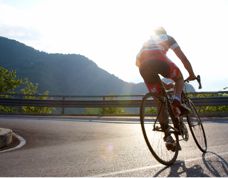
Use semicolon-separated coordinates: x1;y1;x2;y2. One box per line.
0;36;195;96
0;36;147;95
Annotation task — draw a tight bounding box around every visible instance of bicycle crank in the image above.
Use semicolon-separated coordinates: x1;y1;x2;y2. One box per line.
179;118;189;141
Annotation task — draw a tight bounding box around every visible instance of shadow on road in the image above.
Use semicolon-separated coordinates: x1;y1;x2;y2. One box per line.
202;151;228;177
153;151;228;177
153;161;209;177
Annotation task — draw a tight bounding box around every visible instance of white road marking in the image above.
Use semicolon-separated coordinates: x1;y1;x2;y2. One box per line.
93;164;164;177
0;133;26;153
92;151;228;177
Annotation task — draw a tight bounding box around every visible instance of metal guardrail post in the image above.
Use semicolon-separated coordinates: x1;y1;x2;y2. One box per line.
102;96;105;114
61;96;65;115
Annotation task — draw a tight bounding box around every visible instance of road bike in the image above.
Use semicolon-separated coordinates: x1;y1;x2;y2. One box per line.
140;75;207;165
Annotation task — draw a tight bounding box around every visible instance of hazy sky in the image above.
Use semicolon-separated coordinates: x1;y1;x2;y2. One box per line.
0;0;227;91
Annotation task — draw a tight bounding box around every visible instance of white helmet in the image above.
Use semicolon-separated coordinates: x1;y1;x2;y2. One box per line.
154;27;167;35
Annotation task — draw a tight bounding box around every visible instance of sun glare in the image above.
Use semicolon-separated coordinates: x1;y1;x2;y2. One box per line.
1;0;228;90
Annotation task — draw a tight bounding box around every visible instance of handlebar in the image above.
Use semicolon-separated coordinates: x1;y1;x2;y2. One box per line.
184;75;202;89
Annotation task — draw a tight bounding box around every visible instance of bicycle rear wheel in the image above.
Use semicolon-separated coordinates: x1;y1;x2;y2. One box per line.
186;99;207;153
140;93;179;165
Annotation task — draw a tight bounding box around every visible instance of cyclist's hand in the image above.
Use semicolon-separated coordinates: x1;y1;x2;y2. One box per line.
187;74;197;81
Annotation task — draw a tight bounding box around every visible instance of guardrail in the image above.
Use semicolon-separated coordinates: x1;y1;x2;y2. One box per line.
0;92;228;116
0;96;228;107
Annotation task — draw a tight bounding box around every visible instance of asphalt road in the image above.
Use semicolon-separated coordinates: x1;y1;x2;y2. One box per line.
0;115;227;177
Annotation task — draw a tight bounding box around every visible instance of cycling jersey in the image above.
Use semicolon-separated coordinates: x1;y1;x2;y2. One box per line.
137;34;182;94
137;34;179;64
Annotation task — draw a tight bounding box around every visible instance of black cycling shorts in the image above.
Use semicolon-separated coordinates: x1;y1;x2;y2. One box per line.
139;59;169;83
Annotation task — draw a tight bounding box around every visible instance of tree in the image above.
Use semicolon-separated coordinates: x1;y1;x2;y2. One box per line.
0;66;52;114
0;66;21;112
20;79;52;114
0;66;22;93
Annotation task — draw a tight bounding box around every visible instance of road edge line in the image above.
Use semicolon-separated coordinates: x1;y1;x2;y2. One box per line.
0;133;26;153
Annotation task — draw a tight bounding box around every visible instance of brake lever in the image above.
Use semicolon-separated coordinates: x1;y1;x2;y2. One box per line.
196;75;202;89
184;75;202;89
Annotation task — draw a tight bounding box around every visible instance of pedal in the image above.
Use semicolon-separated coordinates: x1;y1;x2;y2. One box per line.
166;142;181;151
166;142;176;152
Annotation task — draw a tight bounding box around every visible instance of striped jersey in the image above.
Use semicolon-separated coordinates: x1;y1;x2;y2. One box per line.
138;34;179;55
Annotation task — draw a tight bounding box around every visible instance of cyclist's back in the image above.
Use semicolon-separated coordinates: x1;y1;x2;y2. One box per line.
136;26;196;98
137;33;179;64
136;27;182;94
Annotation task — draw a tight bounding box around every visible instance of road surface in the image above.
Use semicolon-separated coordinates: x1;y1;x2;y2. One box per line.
0;115;227;177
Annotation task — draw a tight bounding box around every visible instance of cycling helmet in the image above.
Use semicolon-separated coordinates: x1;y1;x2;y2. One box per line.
154;27;167;35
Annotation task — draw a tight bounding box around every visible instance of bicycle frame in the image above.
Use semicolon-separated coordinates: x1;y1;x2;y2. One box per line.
151;74;202;134
150;77;181;135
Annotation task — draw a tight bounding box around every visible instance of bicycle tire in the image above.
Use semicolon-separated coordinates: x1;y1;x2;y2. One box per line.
140;93;179;165
186;99;207;153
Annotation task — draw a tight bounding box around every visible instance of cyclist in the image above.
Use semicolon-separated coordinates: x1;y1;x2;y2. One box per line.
136;27;196;149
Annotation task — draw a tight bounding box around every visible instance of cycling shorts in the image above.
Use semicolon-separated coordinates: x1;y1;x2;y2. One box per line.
139;50;181;94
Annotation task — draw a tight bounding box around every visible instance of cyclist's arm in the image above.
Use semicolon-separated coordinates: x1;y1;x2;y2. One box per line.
135;50;142;67
173;47;196;80
136;56;140;67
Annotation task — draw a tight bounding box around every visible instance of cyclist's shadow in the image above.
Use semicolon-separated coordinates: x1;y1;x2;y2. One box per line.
153;161;209;177
202;151;228;177
153;151;228;177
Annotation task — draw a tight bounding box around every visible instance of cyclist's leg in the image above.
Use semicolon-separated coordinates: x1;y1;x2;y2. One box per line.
139;60;170;133
166;60;190;115
167;61;184;101
139;59;177;149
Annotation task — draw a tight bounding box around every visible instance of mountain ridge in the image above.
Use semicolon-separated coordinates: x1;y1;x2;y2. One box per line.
0;36;148;95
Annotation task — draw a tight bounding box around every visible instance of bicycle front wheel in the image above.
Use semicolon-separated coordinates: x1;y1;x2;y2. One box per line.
186;99;207;153
140;93;179;166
